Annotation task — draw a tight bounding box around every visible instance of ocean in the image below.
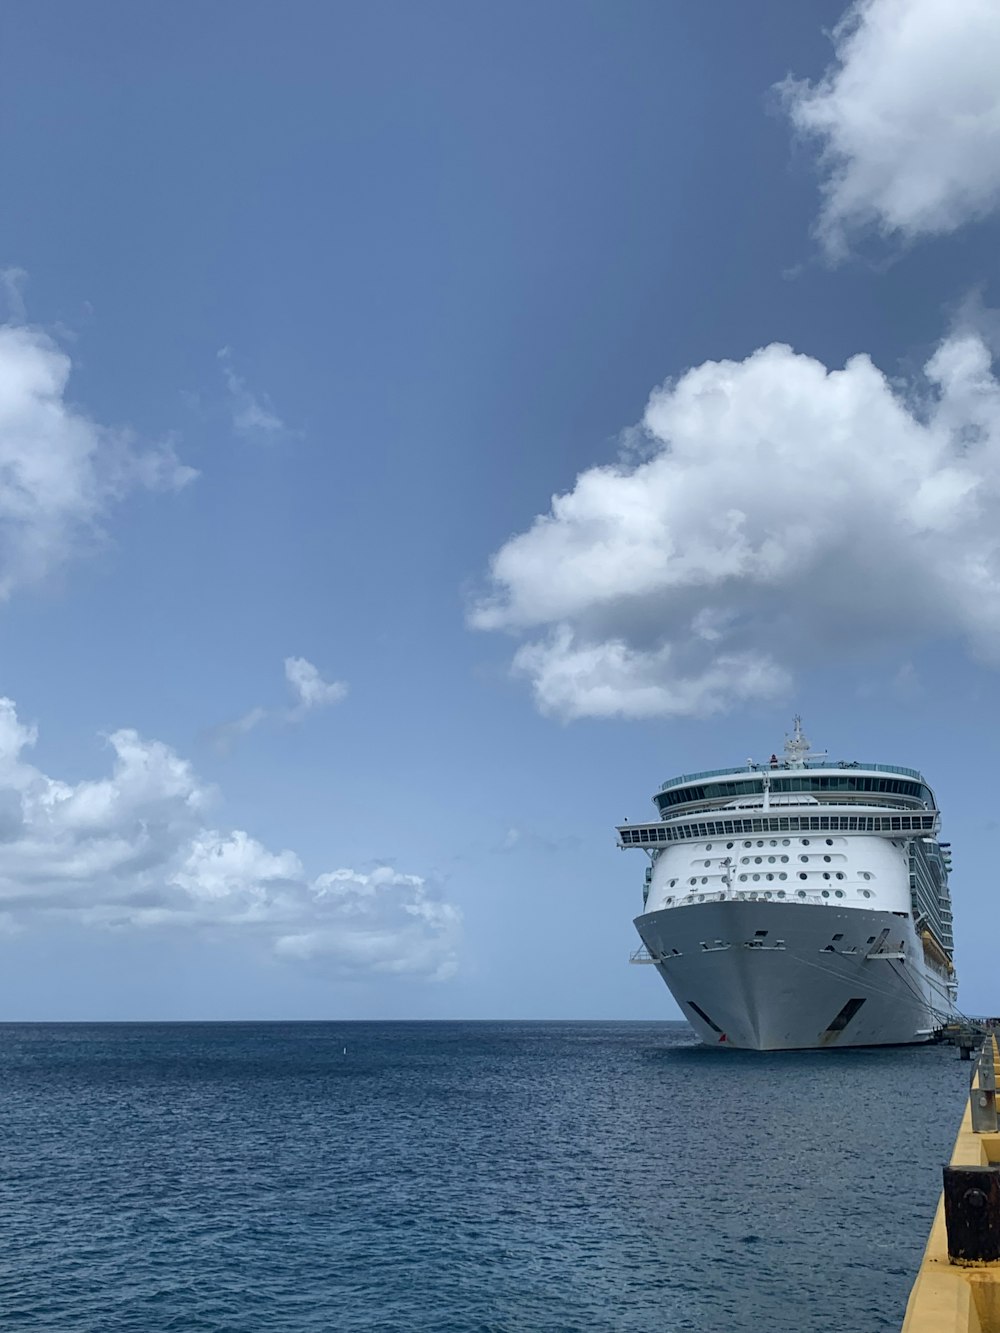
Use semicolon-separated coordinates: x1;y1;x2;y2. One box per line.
0;1021;967;1332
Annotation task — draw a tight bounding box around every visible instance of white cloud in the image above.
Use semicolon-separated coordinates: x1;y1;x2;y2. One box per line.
472;327;1000;720
0;321;195;599
284;656;348;717
0;698;458;980
218;346;285;437
781;0;1000;256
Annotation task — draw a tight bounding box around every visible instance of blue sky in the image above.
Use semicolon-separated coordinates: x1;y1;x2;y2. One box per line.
2;0;1000;1018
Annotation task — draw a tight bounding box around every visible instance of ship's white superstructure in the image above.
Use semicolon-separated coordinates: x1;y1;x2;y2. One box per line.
621;720;958;1050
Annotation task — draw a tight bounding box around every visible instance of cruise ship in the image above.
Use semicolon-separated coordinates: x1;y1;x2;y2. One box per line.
621;720;958;1050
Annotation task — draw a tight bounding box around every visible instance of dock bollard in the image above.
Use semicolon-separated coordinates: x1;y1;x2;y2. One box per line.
943;1165;1000;1263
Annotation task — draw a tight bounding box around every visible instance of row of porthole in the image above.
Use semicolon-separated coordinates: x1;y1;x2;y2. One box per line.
674;869;872;887
664;887;875;905
701;838;838;851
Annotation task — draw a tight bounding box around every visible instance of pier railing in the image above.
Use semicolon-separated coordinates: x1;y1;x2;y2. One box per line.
902;1036;1000;1331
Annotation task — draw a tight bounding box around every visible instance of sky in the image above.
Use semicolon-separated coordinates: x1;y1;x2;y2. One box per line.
1;0;1000;1019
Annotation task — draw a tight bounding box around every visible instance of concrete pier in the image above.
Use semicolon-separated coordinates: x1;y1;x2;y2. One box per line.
903;1038;1000;1331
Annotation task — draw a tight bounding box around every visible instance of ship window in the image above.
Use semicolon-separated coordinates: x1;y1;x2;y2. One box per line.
780;856;789;863
768;856;776;863
669;879;677;887
689;878;697;885
777;890;786;898
756;840;764;847
823;855;832;862
835;872;845;880
822;890;830;898
704;860;711;867
701;877;708;884
739;874;747;882
726;842;734;849
766;873;774;881
799;872;808;880
823;872;830;880
705;843;712;850
802;838;811;846
778;873;787;880
754;856;762;863
826;838;834;845
835;890;845;898
752;874;760;881
744;841;752;848
769;839;777;847
797;890;807;898
861;889;873;898
799;855;809;863
782;839;790;846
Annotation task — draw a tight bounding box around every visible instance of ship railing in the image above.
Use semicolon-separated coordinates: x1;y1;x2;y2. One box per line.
628;945;657;965
660;761;923;790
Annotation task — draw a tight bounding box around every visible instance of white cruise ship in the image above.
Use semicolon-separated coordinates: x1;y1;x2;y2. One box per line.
621;720;958;1050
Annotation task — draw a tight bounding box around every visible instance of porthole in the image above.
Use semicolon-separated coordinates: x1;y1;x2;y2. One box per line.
669;878;677;887
802;838;811;846
689;878;697;885
778;872;787;881
799;855;809;863
744;841;752;848
739;874;747;882
705;843;712;851
754;856;762;864
769;839;777;847
704;860;711;867
799;872;807;880
768;856;776;863
834;890;845;899
742;857;750;864
782;839;790;846
823;872;830;880
752;874;760;881
766;873;774;881
777;890;786;898
861;889;872;898
756;841;764;848
835;872;845;880
821;890;830;898
780;856;789;863
861;872;872;881
726;842;734;850
763;890;772;899
825;839;833;846
665;896;674;905
797;889;807;899
701;877;708;885
823;855;832;862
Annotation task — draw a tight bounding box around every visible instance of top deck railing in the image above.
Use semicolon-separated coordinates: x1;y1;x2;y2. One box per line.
659;761;924;791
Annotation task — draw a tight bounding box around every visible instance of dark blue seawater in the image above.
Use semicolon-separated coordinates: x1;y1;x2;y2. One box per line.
0;1021;968;1331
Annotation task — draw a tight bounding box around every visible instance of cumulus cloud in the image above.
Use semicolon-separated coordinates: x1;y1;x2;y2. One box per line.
284;656;348;718
218;346;285;437
0;321;195;599
472;327;1000;720
781;0;1000;256
0;698;458;979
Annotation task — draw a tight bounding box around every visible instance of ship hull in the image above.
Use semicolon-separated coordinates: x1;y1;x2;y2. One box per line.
634;900;956;1051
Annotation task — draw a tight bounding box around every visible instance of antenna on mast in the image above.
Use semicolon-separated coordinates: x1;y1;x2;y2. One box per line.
783;716;827;769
